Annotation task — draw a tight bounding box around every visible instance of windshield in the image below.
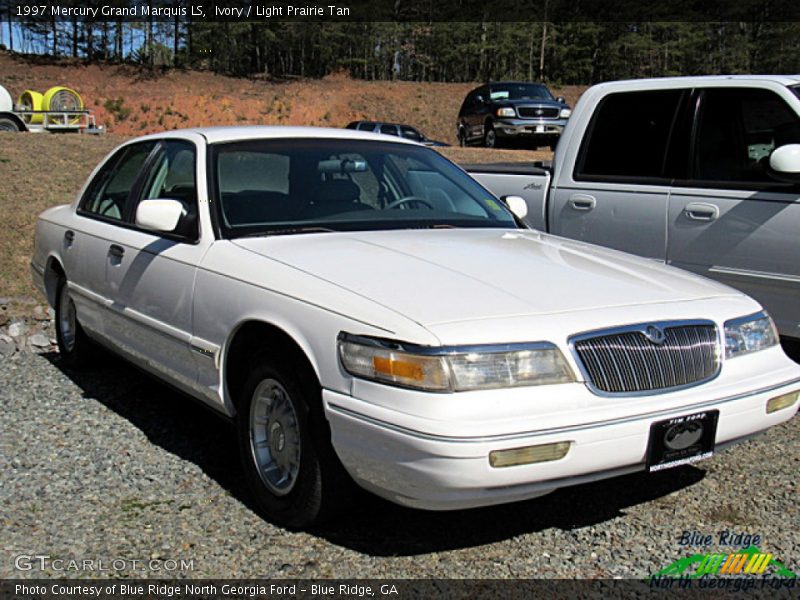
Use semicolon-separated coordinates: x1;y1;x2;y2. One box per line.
211;139;517;237
489;84;554;101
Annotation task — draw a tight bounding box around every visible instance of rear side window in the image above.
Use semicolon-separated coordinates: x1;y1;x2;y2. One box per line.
380;124;399;136
575;90;682;182
80;142;155;221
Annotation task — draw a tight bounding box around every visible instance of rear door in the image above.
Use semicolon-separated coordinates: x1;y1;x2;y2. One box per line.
72;141;157;336
667;85;800;337
549;89;685;260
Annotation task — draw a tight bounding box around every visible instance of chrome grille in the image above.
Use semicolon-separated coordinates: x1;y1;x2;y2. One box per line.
572;323;719;394
517;106;560;119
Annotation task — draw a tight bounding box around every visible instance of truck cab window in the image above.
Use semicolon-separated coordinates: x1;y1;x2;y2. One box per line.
575;90;682;181
693;88;800;183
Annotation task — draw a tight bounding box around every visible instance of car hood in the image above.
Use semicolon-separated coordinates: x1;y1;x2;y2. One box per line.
232;228;740;327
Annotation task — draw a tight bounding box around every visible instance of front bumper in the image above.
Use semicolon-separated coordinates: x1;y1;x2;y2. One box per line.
495;118;567;138
324;350;800;510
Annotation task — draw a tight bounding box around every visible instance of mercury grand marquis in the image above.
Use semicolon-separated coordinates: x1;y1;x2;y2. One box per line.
31;126;800;527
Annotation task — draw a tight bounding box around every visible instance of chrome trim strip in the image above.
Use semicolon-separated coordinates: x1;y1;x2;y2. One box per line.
338;331;556;356
326;377;800;444
567;318;721;397
68;281;109;307
709;266;800;284
723;310;771;328
108;303;192;344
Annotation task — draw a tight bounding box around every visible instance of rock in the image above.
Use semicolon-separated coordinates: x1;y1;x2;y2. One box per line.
33;306;49;321
0;314;8;327
0;334;14;357
29;333;51;348
47;307;55;319
0;297;9;306
8;321;28;338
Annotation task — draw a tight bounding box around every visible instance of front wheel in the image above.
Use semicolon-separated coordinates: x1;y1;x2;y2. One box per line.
237;361;351;528
458;128;467;147
484;125;497;148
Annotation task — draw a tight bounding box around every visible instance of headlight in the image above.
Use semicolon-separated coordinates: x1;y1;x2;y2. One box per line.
338;334;575;392
496;107;516;118
724;311;778;359
559;108;572;118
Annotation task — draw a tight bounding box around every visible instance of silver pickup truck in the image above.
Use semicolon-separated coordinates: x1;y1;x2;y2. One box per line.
466;75;800;341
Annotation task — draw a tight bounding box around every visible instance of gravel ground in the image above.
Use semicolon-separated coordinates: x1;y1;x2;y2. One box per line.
1;349;798;580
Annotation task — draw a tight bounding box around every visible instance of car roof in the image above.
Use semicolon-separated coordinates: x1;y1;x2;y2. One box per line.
130;125;422;145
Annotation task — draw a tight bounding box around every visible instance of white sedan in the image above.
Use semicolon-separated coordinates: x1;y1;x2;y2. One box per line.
31;127;800;527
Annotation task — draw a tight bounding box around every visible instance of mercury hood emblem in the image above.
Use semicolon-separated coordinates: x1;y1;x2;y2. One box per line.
643;325;667;345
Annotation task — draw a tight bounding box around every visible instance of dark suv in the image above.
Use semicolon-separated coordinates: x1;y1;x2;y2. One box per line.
457;82;571;149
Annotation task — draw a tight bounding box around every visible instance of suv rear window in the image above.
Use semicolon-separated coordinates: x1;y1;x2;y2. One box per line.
575;90;682;182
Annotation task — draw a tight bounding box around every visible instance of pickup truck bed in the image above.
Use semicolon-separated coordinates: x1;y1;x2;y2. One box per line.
463;163;550;231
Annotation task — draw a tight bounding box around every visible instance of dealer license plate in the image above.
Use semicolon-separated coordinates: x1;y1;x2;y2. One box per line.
646;410;719;472
535;125;545;133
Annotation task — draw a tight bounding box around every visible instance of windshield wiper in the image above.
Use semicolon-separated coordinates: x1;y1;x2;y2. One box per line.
239;226;336;238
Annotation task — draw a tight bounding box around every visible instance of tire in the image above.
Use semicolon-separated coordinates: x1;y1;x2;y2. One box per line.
237;359;352;528
483;125;497;148
549;142;558;152
458;128;467;147
54;276;95;369
0;117;21;132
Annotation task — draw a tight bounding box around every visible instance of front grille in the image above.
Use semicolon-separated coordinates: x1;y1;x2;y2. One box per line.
572;323;719;394
517;106;560;119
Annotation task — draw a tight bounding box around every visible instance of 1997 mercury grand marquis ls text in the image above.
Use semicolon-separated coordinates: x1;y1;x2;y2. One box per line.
31;127;800;527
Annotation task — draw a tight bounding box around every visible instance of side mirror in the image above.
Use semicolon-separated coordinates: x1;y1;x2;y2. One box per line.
475;95;485;104
501;195;528;220
135;199;184;233
769;144;800;182
556;96;566;104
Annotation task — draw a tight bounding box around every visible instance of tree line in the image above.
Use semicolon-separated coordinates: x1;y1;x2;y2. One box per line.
2;17;799;84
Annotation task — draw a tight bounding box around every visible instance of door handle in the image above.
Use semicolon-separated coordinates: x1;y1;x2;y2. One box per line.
684;202;719;222
108;244;125;259
568;194;596;211
64;230;75;247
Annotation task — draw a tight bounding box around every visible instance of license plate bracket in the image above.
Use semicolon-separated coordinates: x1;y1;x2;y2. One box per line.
646;410;719;472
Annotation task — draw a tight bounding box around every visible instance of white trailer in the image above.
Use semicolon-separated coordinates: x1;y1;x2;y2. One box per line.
0;84;102;133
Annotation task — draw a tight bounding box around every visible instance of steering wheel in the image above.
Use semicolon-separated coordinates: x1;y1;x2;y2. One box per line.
385;196;435;210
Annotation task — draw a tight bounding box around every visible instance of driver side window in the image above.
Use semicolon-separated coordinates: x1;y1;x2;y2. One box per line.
134;140;199;239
